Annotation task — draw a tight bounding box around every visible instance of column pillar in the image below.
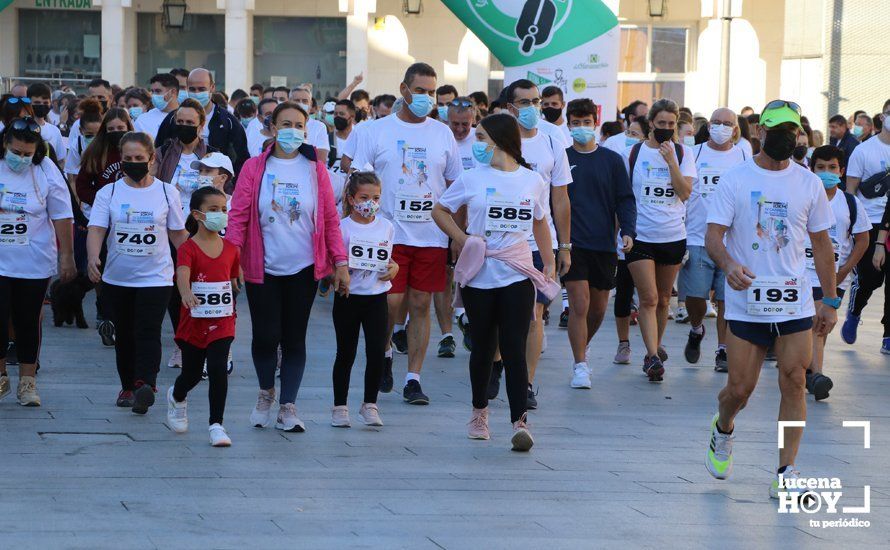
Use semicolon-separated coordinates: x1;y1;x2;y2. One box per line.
0;6;17;83
346;0;369;87
222;0;252;92
98;0;134;85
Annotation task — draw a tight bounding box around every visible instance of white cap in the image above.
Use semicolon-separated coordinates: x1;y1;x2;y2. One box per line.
190;152;234;177
323;101;336;114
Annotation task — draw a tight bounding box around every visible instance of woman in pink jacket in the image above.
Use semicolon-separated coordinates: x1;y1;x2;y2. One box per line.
226;101;349;433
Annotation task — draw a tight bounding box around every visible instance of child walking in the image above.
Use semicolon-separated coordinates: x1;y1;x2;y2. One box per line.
166;186;240;446
331;172;398;428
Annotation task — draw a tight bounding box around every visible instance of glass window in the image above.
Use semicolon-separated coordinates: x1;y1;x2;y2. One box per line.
136;14;225;88
651;28;687;73
18;9;102;80
619;27;648;73
253;17;346;101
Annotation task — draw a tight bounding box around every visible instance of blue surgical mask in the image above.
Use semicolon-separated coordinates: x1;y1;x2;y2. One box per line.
516;106;540;130
128;106;143;120
437;106;449;122
325;113;335;125
625;136;640;148
189;91;211;108
4;151;33;173
200;211;228;232
177;89;188;103
472;141;494;165
239;118;252;129
276;128;305;153
250;96;260;105
408;94;433;118
151;93;169;111
570;126;597;145
816;171;842;189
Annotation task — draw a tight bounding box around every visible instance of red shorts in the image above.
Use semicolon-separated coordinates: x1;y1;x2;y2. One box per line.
389;245;448;294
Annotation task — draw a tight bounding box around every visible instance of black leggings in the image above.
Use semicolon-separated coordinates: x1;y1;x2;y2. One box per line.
245;266;317;404
0;277;49;364
848;224;890;335
332;292;388;406
461;279;534;423
614;259;635;318
104;283;172;390
173;337;233;425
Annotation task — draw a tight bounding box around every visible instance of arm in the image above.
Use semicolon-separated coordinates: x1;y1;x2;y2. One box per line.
67;174;82;207
224;161;254;248
533;217;556;281
809;229;839;336
52;218;76;282
337;73;363;100
177;265;199;309
551;185;572;276
706;223;755;290
661;142;693;201
433;203;468;248
86;226;107;283
615;156;637;251
168;229;189;248
844;176;861;196
840;231;867;279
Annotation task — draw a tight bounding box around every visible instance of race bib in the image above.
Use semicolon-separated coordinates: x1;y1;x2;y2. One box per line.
0;212;29;245
349;235;392;273
485;193;534;233
699;167;722;198
115;222;161;256
804;241;840;271
746;276;803;316
641;168;676;206
191;281;234;318
395;187;433;222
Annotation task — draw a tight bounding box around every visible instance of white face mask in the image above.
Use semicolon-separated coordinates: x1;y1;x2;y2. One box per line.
709;124;734;145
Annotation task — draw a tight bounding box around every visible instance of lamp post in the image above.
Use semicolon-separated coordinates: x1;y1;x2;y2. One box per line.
163;0;187;30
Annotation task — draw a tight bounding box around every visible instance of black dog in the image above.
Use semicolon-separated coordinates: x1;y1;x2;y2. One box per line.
50;275;94;329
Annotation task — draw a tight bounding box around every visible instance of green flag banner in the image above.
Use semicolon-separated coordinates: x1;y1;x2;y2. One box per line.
442;0;619;119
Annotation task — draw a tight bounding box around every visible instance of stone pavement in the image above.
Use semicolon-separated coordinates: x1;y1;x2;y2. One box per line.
1;290;888;549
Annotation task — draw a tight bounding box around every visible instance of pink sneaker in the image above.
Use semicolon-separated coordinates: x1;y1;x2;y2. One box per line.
359;403;383;426
467;407;490;440
511;413;534;452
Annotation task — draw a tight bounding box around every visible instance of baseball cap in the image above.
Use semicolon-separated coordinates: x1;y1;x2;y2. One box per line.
760;100;802;129
190;152;234;177
323;101;336;114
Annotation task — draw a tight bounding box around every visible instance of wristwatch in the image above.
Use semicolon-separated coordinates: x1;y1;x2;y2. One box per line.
558;243;572;252
821;296;842;309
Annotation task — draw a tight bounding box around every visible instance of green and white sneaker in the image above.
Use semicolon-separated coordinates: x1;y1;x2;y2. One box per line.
706;413;734;480
770;468;806;500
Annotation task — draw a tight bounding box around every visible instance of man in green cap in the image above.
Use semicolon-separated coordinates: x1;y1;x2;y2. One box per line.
701;100;840;499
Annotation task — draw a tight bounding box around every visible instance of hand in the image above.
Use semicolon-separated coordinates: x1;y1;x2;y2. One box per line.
333;265;350;297
182;290;200;309
352;73;364;85
58;253;77;283
451;233;468;258
557;249;571;277
379;261;399;282
237;268;245;291
544;261;557;282
814;303;838;337
659;141;678;166
873;246;885;271
87;256;102;284
621;235;634;254
836;268;851;288
725;260;755;290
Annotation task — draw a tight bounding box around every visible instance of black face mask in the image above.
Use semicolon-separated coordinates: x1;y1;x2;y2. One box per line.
541;107;562;123
792;145;808;161
176;124;199;143
762;129;798;161
333;116;349;132
653;128;675;143
106;131;126;149
32;104;50;119
355;109;367;122
99;99;108;112
121;161;149;182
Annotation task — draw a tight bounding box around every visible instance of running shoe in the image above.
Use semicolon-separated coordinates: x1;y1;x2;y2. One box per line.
714;349;729;372
6;341;17;366
511;413;534;452
16;376;40;407
226;351;234;376
487;360;503;400
132;383;155;415
705;301;718;318
437;335;456;358
643;355;665;382
841;313;860;344
250;388;277;428
275;403;306;432
806;371;833;401
331;405;350;428
457;314;472;352
657;345;669;362
97;320;116;347
559;308;569;328
684;327;705;364
359;403;383;426
166;386;188;433
667;308;675;320
391;329;408;355
167;346;182;369
209;423;232;447
467;407;490;440
570;363;592;389
526;385;538;410
379;356;394;393
674;305;689;323
0;374;10;401
882;338;890;355
770;468;808;500
403;380;430;405
115;389;134;408
705;413;734;480
613;341;631;364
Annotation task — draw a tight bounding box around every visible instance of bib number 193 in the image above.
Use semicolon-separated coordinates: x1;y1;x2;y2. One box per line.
746;276;802;316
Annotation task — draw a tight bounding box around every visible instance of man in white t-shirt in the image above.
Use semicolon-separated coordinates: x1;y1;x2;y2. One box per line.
289;87;330;166
840;98;890;350
246;99;278;158
134;73;181;140
327;99;358;208
351;63;462;405
703;101;838;499
680;108;747;371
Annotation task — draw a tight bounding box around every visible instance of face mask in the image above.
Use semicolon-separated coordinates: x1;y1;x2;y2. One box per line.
177;90;188;104
152;93;169;111
106;131;127;148
189;91;210;108
250;96;260;105
32;104;50;119
761;129;798;161
408;93;433;118
121;160;149;182
437;106;449;122
128;106;143;120
653;128;674;143
333;116;349;132
625;136;641;148
570;126;597;145
200;211;228;232
239;118;252;129
516;106;540;130
197;175;215;188
82;135;95;149
542;107;562;124
709;124;734;145
472;141;494;165
852;125;864;137
176;124;199;143
816;171;842;189
276;127;305;153
792;145;808;161
353;199;380;219
325;114;336;126
683;135;696;147
5;151;33;173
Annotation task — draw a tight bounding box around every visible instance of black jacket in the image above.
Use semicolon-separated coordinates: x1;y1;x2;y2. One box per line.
829;131;859;161
154;105;249;176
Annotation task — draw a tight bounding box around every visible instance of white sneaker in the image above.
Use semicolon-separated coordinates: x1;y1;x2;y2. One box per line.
674;306;689;323
359;403;383;426
166;387;188;433
541;329;548;354
209;423;232;447
570;363;592;389
167;346;182;369
249;388;277;428
17;376;40;407
770;468;807;500
331;405;351;428
276;403;306;432
226;351;234;376
0;374;10;401
668;307;676;320
706;301;718;318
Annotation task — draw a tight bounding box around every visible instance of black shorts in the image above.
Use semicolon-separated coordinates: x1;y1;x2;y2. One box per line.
562;247;618;290
812;287;846;301
625;239;686;266
532;249;558;305
728;318;814;347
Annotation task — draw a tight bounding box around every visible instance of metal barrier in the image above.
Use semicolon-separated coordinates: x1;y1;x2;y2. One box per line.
1;75;95;94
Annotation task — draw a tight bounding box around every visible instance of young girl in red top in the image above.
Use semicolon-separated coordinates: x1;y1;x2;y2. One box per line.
166;186;240;447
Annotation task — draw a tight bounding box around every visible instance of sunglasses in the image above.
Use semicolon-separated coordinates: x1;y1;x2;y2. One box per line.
7;97;32;105
763;100;801;114
448;99;474;108
9;117;40;134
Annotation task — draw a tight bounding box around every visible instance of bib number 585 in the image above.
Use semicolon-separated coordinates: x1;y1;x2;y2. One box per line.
488;206;532;221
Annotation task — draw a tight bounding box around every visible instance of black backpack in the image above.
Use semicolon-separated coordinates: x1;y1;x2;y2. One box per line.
628;141;685;185
856;168;890;199
842;191;858;237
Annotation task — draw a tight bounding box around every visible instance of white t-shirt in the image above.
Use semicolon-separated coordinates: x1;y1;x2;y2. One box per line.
88;178;185;287
134;108;168;140
170;153;202;212
340;122;367;163
736;137;754;159
554;120;572;144
805;191;870;290
455;129;477;171
521;130;571;250
257;155;317;276
438;165;547;289
328;134;351;211
39;120;66;162
623;142;697;243
351;115;462;248
847;135;890;223
341;215;394;295
63;119;83;176
538;119;571;149
48;110;61;127
247;123;272;158
602;132;632;154
686;143;747;246
706;160;833;323
307;118;329;152
0;160;73;279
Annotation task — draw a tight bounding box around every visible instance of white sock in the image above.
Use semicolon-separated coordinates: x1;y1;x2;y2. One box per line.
454;307;465;318
384;348;393;359
394;323;405;332
405;372;420;384
574;361;588;369
692;324;704;335
562;289;569;309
